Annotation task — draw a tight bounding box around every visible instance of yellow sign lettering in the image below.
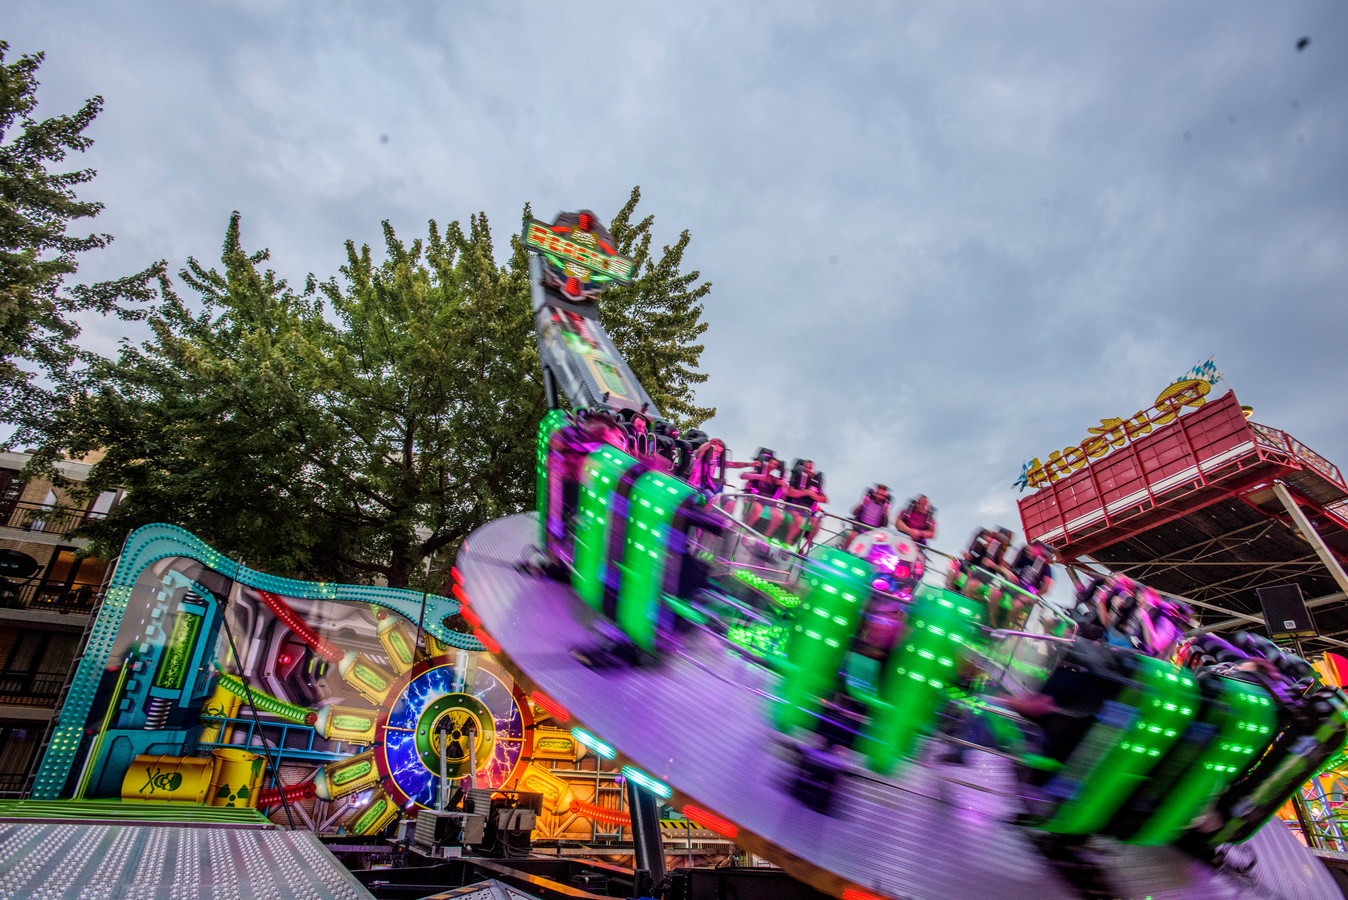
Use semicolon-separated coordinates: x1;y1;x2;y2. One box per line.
1019;378;1219;492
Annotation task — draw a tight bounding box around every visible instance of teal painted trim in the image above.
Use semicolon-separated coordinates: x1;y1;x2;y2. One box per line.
33;522;478;799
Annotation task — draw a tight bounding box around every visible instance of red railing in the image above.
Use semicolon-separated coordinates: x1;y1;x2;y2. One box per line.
1018;392;1262;547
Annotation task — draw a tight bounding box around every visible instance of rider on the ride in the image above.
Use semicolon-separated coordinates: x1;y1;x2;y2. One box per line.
783;460;827;547
948;526;1014;620
544;410;628;563
995;540;1055;630
1114;589;1193;659
688;437;730;504
733;449;785;536
893;494;937;547
840;484;891;549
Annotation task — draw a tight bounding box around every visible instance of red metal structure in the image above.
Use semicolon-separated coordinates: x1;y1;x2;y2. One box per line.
1019;390;1348;652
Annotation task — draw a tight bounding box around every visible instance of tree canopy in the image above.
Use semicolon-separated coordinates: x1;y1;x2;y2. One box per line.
33;188;713;590
0;42;156;435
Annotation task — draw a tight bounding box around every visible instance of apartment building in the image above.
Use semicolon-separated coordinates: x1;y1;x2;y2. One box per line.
0;449;120;796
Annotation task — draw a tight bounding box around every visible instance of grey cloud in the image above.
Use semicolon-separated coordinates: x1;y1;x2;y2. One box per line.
7;0;1348;590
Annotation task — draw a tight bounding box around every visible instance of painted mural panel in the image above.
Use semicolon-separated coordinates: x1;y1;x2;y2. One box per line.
34;526;541;835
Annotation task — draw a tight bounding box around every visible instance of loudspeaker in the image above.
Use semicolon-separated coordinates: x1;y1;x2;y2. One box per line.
1258;583;1317;639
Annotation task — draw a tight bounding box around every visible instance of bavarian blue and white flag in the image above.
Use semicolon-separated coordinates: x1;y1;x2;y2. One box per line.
1173;357;1224;387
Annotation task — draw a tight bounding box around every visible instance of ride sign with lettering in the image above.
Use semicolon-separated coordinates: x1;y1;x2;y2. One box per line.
1015;379;1213;492
523;211;634;301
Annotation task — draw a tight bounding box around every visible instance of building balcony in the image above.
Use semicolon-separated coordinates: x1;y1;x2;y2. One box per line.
0;669;65;709
0;579;101;616
0;500;102;539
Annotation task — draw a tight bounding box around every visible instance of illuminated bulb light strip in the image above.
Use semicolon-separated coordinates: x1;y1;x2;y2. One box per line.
620;765;672;799
532;691;570;723
572;727;616;759
680;805;738;839
451;583;471;607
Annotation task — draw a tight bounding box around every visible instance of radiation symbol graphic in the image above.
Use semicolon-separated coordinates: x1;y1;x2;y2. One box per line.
376;656;533;808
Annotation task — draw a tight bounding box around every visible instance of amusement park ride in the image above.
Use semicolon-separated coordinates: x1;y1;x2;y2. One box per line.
4;208;1348;900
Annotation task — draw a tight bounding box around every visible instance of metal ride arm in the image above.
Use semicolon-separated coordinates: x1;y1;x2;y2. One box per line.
524;214;661;418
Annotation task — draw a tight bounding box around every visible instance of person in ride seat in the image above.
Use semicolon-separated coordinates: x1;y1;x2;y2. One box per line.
995;540;1056;629
733;449;785;535
688;437;730;502
947;526;1014;621
840;484;892;549
893;494;937;547
1119;590;1194;660
544;410;627;563
1099;579;1147;649
783;459;828;547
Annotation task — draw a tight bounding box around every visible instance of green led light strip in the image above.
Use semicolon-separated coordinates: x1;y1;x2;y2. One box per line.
621;765;672;799
573;446;644;614
536;409;569;546
618;472;700;654
33;523;478;800
863;586;982;772
1126;676;1276;845
774;548;872;734
572;727;615;759
1043;657;1198;835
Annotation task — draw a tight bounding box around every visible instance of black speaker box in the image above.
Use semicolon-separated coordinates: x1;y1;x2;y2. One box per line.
1257;583;1317;638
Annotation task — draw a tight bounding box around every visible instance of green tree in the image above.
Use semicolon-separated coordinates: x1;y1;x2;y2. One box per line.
602;187;714;427
0;42;155;434
34;189;713;589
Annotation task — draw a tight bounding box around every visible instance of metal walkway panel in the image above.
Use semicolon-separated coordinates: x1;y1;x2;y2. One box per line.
0;823;373;900
458;513;1342;900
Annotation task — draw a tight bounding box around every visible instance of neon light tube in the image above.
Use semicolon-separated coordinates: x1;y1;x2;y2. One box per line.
572;727;615;759
620;765;671;799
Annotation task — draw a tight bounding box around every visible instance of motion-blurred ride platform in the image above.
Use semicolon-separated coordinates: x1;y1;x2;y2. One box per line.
458;512;1343;900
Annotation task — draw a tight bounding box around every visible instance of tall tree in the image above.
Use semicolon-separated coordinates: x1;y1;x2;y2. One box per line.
33;189;714;589
602;187;714;427
0;42;156;435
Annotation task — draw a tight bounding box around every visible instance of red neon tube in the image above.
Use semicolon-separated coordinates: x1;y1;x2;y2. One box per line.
571;799;630;826
257;781;317;808
258;590;343;663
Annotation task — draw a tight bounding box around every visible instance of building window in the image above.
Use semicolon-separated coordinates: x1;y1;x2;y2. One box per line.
0;630;79;702
0;725;39;796
85;490;119;520
33;549;107;610
0;469;23;525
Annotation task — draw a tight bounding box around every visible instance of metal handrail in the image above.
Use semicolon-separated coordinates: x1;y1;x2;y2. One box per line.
0;579;102;614
715;490;1067;624
0;499;102;537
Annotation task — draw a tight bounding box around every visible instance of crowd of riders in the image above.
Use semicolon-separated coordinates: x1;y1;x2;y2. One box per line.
550;403;1199;656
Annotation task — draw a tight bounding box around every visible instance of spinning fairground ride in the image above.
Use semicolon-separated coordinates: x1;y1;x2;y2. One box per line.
449;209;1348;900
26;524;637;848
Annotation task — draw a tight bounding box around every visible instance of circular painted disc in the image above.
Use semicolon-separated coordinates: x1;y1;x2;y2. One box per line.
376;655;533;808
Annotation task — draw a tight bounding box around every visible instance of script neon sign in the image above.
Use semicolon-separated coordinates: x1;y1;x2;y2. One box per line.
524;221;634;282
1018;379;1212;491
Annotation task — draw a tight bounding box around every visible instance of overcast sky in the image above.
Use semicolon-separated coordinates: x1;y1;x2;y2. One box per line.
8;2;1347;586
